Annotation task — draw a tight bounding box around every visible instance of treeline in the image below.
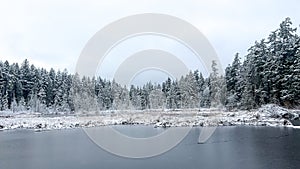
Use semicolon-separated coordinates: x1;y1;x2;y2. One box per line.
225;17;300;109
0;58;224;113
0;17;299;113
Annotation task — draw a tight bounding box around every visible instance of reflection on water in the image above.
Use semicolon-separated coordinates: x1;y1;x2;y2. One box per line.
0;126;300;169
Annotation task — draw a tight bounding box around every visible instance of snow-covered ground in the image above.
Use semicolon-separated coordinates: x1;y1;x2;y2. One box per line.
0;104;299;131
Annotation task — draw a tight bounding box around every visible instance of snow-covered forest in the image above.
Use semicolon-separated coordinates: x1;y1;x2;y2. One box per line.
225;17;300;109
0;59;223;113
0;18;299;114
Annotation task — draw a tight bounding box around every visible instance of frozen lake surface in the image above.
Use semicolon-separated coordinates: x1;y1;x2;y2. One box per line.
0;126;300;169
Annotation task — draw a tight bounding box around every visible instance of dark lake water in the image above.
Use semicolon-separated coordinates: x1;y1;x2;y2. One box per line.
0;126;300;169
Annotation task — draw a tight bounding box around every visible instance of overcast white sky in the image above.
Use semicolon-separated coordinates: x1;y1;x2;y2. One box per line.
0;0;299;76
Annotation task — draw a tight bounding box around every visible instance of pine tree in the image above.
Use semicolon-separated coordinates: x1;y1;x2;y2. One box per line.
11;63;23;104
171;81;182;109
210;60;223;108
162;78;172;109
200;78;211;108
1;90;9;110
225;53;242;109
291;47;300;106
149;86;165;109
20;59;33;105
129;85;141;109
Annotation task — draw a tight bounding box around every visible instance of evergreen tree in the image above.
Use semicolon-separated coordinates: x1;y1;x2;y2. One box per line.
149;86;165;109
210;60;223;108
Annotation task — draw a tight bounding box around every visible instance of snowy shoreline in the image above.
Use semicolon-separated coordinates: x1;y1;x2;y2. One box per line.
1;105;299;131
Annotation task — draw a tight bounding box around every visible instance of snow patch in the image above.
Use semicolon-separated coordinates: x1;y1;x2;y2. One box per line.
1;104;299;131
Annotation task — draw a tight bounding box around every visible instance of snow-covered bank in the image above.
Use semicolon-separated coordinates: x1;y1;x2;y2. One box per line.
1;105;299;131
